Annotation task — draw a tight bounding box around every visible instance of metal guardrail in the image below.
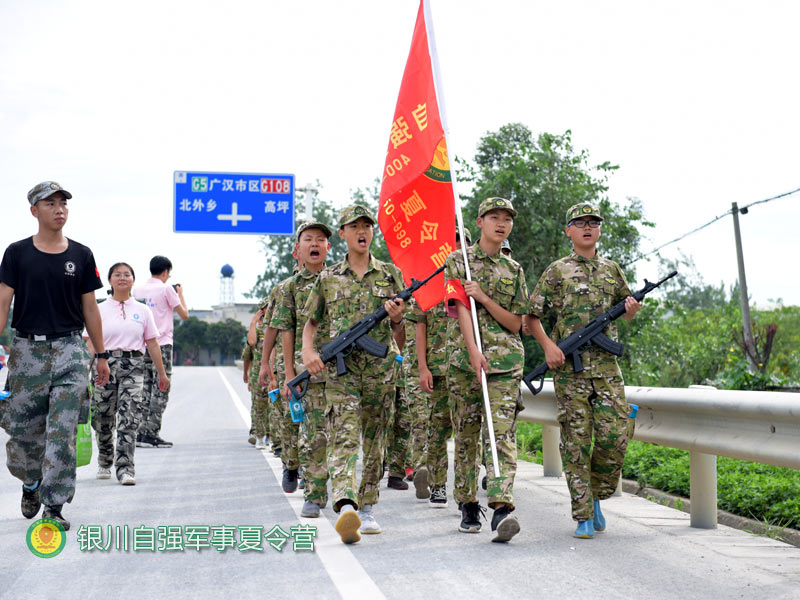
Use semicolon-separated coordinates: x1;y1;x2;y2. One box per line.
518;380;800;528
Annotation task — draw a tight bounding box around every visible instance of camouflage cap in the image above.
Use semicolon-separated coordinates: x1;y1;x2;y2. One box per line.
338;203;375;228
456;227;472;245
566;202;603;224
27;181;72;206
501;239;512;253
478;197;517;218
257;296;269;310
296;220;333;240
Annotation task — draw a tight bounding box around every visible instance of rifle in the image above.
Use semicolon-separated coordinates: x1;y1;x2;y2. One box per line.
523;270;677;395
287;265;445;400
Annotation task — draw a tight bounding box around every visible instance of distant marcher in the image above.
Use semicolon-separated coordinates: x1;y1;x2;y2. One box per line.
89;262;169;485
527;202;641;539
133;255;188;448
0;181;110;531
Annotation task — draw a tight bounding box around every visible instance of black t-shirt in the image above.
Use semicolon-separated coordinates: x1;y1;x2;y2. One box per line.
0;237;103;335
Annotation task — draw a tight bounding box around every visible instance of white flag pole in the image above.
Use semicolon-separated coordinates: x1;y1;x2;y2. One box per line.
423;0;500;480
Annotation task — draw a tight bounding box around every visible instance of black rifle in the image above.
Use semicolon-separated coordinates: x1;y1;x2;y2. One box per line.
287;265;445;400
523;270;677;395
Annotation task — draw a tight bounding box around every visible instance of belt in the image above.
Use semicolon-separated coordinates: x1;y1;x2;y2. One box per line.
109;350;143;358
16;330;82;342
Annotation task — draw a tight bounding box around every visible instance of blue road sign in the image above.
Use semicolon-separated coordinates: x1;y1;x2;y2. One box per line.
173;171;295;235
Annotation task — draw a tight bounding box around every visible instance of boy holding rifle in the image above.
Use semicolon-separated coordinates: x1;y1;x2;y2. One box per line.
301;204;406;544
527;202;641;539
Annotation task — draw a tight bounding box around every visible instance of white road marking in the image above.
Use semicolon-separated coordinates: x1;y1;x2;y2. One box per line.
216;368;386;600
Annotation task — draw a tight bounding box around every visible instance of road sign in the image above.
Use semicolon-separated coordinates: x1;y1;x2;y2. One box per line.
173;171;295;235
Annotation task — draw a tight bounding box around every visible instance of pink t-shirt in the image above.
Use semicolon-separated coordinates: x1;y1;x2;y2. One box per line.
98;298;159;353
133;278;181;345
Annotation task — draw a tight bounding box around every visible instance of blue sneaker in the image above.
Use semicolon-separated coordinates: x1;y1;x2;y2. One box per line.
593;499;606;532
573;520;594;539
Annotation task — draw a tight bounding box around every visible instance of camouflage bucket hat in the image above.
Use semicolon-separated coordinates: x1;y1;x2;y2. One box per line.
27;181;72;206
566;202;603;224
338;204;375;228
478;197;517;218
501;239;512;253
296;220;333;240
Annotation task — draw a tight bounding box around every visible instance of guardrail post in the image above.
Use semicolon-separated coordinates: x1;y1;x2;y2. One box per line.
541;424;562;477
690;451;717;528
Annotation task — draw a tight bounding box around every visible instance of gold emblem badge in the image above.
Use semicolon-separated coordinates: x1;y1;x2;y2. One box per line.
375;280;391;288
500;277;513;285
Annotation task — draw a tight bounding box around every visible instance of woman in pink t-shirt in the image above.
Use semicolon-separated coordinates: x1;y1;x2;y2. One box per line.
90;262;169;486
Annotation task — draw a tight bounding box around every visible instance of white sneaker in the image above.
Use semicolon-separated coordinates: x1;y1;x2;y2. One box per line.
119;473;136;486
96;467;111;480
358;505;382;534
335;504;361;544
255;438;267;449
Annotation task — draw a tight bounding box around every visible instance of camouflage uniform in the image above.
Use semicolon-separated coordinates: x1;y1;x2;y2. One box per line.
2;335;90;507
267;278;299;469
385;353;411;478
529;250;632;521
139;344;173;438
417;301;452;488
92;354;145;479
271;266;330;505
402;309;429;475
304;254;404;511
445;244;528;508
250;318;273;442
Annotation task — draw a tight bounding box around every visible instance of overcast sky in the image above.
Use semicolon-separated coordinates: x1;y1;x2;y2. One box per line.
2;0;798;309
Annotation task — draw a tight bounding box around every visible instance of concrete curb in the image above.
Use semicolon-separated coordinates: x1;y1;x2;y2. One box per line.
621;478;800;548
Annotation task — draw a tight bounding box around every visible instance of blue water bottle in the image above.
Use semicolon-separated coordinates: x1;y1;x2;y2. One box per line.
268;388;280;403
288;389;305;423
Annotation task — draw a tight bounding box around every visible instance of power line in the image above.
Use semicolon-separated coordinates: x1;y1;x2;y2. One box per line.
623;186;800;267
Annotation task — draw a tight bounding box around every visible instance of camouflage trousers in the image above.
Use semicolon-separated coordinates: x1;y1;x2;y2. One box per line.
385;384;412;478
424;375;453;488
276;387;300;470
92;355;144;479
298;382;328;505
406;371;430;474
326;367;394;511
554;374;629;521
450;368;519;508
249;384;272;440
2;335;89;507
140;344;173;437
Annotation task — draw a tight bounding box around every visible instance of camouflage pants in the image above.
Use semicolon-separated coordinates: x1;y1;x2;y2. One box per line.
450;368;519;508
250;384;271;439
425;375;452;488
406;371;430;473
298;382;328;505
385;384;412;478
554;374;629;521
326;367;394;511
140;344;173;436
277;388;300;470
2;335;89;507
92;355;144;479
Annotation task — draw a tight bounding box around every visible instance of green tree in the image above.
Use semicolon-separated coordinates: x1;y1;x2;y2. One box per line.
173;316;209;364
207;318;248;363
458;123;654;371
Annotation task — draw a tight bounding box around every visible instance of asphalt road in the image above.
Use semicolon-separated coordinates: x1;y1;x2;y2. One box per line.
1;366;798;600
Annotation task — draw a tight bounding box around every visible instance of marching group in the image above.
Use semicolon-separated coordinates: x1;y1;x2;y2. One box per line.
0;180;641;543
238;195;641;545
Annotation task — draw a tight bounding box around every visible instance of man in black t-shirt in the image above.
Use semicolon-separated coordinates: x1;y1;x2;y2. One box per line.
0;180;110;531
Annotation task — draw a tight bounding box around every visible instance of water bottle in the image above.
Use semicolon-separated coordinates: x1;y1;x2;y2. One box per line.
627;403;639;439
268;388;280;403
288;389;305;423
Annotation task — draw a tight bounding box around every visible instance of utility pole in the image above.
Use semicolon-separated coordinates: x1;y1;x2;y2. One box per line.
731;202;758;372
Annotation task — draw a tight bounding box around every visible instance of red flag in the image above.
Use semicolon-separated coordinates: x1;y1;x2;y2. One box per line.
444;278;470;318
378;0;455;311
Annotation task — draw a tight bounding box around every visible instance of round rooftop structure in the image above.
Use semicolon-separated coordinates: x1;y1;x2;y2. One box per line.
221;264;234;278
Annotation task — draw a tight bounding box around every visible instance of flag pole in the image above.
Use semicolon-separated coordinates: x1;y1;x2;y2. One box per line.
422;0;500;480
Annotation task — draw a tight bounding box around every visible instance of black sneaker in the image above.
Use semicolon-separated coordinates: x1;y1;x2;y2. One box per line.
387;476;409;490
491;505;520;543
459;501;485;533
481;475;487;490
136;434;156;448
151;435;173;448
42;505;70;531
21;480;42;519
429;485;448;508
282;467;299;493
273;447;282;457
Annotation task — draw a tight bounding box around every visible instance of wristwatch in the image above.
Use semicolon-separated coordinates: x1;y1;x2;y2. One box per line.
94;352;110;360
